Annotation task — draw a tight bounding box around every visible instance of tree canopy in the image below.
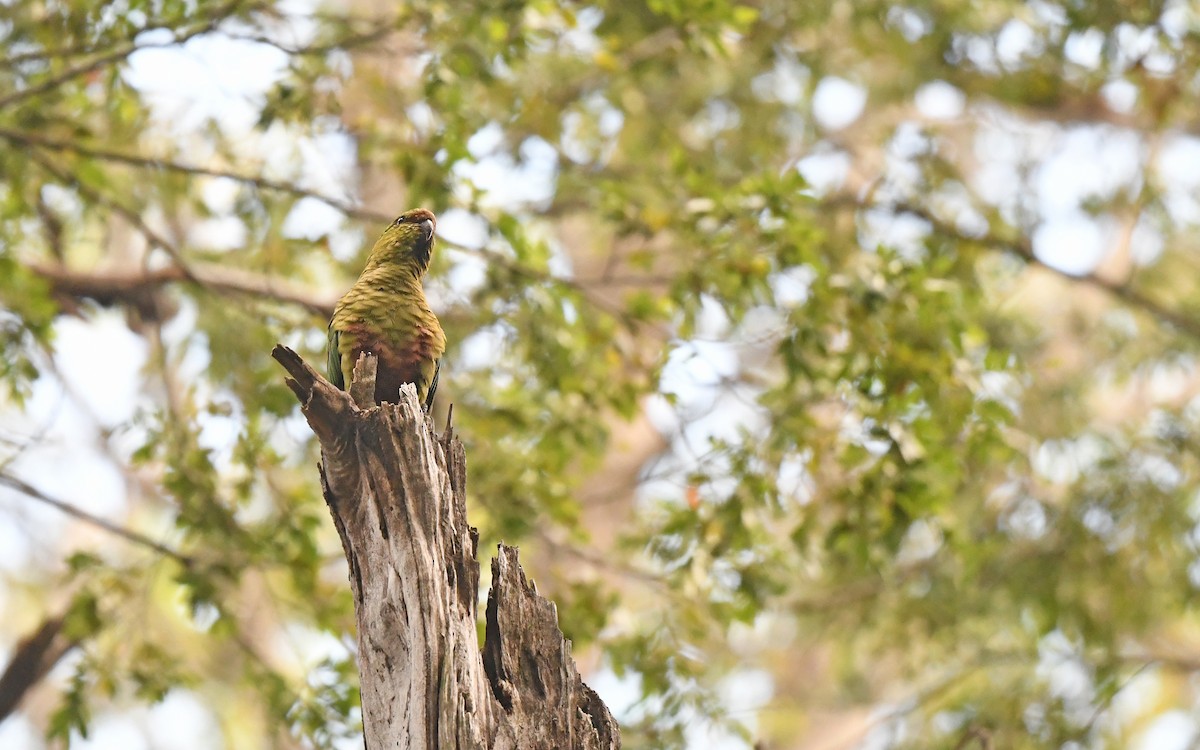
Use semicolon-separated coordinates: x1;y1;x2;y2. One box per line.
2;0;1200;748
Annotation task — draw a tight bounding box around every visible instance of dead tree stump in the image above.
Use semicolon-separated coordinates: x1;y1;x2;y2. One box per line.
271;345;619;750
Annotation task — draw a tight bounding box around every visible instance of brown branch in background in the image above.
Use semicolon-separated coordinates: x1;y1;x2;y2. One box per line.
3;128;629;317
25;144;343;319
0;40;124;67
4;126;672;341
32;263;178;324
217;23;403;57
0;126;375;224
0;133;619;276
821;195;1200;340
29;262;336;319
29;126;1190;350
10;124;612;291
886;201;1200;341
0;611;75;723
0;0;258;113
0;473;193;566
28;150;200;284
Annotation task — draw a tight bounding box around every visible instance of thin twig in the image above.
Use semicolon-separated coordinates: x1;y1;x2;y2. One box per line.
889;200;1200;340
217;22;404;57
28;150;200;283
0;0;258;112
4;127;645;318
0;125;367;221
0;473;193;566
825;194;1200;341
29;261;336;319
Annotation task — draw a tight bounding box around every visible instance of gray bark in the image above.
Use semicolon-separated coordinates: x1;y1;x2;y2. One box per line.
271;345;619;750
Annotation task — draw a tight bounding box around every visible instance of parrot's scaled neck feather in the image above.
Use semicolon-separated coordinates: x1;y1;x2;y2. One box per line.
362;250;427;278
353;264;430;303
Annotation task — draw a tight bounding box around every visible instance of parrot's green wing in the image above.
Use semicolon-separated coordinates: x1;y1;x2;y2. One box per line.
327;323;344;390
423;359;440;413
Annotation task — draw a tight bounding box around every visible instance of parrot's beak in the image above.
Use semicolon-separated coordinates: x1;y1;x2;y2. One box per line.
420;218;435;244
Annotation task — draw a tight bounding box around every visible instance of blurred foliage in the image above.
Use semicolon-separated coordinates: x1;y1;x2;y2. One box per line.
3;0;1200;748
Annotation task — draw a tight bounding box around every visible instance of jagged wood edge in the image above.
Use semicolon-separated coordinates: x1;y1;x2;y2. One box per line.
270;344;620;749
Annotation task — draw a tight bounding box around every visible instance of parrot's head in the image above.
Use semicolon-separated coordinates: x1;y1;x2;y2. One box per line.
367;208;437;276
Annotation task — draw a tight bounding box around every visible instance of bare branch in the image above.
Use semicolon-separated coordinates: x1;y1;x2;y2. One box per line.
217;21;406;57
889;200;1200;341
8;133;670;344
0;610;76;723
0;0;262;112
29;261;336;319
821;195;1200;341
3;128;625;302
28;150;200;284
0;473;193;566
0;125;371;222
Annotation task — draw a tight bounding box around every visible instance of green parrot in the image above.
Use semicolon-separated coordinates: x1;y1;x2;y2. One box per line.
327;208;446;410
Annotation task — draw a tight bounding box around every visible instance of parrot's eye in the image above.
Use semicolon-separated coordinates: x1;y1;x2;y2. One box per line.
394;215;407;224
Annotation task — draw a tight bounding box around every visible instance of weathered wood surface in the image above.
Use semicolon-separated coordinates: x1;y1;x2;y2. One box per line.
272;344;619;750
